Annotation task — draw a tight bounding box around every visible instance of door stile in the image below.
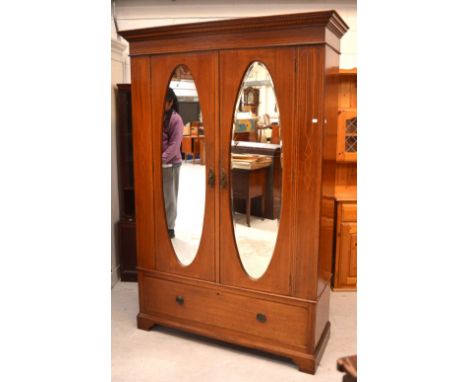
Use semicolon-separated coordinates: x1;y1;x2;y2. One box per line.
219;48;296;295
150;52;217;281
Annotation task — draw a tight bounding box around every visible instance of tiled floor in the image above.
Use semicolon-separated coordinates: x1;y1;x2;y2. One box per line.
112;282;356;382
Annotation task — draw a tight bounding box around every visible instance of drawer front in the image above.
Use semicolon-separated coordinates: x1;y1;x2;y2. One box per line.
143;276;309;348
341;202;357;222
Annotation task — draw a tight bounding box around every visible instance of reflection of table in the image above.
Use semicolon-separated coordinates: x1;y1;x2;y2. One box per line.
182;135;205;164
231;142;281;219
231;165;270;227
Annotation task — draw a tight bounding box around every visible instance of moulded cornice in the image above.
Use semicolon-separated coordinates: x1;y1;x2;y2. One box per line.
112;38;128;56
119;10;349;43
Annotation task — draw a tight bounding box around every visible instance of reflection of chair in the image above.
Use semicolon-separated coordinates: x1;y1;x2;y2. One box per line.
270;123;280;144
231;166;269;227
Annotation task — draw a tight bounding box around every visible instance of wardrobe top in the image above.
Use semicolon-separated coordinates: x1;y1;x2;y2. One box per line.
119;10;349;56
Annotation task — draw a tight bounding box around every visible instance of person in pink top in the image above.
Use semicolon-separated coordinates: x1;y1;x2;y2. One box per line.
162;88;184;239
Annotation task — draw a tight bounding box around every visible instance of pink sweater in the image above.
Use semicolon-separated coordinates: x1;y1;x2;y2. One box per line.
162;111;184;165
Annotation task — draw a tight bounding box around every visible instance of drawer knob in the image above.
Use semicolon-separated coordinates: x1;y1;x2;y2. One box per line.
175;295;184;305
256;313;267;323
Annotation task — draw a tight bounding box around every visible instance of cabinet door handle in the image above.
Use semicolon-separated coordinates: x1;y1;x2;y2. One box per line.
256;313;267;323
220;168;227;189
207;168;215;188
175;295;184;305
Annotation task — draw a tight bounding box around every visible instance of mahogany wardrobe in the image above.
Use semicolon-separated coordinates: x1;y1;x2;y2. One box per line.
120;11;348;374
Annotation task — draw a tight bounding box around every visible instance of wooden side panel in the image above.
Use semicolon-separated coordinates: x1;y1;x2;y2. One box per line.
322;46;340;198
316;45;340;296
219;48;296;295
293;46;325;300
314;284;330;347
131;56;155;271
150;52;218;281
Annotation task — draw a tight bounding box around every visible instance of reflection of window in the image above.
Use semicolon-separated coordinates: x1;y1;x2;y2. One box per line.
345;117;357;153
234;63;280;144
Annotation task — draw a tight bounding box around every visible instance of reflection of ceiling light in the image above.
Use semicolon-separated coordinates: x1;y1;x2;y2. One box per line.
170;80;199;101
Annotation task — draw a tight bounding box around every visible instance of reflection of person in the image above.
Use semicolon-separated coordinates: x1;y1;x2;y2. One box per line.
162;88;184;239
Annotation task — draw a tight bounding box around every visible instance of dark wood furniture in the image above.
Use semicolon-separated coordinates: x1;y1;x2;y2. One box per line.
231;142;281;220
115;84;137;282
120;11;348;374
231;165;269;227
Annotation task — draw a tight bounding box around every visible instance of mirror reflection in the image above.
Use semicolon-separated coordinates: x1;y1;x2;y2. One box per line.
163;65;205;265
231;62;282;279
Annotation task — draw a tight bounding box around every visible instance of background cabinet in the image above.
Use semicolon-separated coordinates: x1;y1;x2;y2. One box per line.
331;69;357;291
115;84;137;282
120;11;348;374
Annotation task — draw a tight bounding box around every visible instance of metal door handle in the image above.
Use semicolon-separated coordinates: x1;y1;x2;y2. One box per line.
208;168;215;188
220;168;227;189
175;295;184;305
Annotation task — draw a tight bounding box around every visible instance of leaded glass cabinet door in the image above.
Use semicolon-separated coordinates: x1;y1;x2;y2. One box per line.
150;52;218;281
219;48;296;294
337;110;357;162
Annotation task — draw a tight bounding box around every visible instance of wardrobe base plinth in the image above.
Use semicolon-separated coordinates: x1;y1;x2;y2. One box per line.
137;314;157;331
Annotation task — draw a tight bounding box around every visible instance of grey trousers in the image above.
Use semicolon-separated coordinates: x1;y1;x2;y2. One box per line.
162;163;181;230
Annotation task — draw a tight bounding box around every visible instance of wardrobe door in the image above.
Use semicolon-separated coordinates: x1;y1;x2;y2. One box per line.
150;52;218;281
219;48;295;294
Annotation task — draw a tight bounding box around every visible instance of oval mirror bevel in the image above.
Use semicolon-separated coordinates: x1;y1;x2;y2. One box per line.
162;64;206;266
230;61;283;279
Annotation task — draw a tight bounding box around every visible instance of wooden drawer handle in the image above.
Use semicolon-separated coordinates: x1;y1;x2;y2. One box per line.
256;313;267;323
175;295;184;305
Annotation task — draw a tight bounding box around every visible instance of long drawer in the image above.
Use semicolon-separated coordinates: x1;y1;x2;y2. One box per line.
142;275;310;348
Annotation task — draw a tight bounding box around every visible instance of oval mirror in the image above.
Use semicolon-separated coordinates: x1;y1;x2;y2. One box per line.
230;62;282;279
163;65;206;266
